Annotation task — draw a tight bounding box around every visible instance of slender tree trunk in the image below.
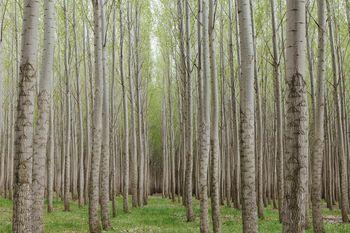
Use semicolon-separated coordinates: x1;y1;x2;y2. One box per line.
120;0;130;213
127;2;138;208
89;0;104;231
47;102;54;213
233;0;241;210
327;0;350;222
63;0;71;212
283;0;309;232
134;6;145;207
162;94;168;198
199;0;211;232
100;0;111;228
167;55;176;202
72;0;85;207
250;0;264;219
83;21;91;206
237;0;259;231
12;0;40;232
0;0;4;197
110;0;117;217
32;0;55;231
270;0;284;222
311;0;326;231
209;0;220;231
184;0;194;222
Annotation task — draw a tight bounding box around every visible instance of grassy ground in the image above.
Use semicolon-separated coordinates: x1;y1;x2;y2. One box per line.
0;196;349;232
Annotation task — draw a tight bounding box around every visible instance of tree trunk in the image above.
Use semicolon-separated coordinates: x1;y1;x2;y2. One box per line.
89;0;104;231
209;0;221;232
120;0;130;213
311;0;326;231
283;0;309;232
270;0;284;222
72;0;85;208
237;0;259;232
63;0;71;212
127;2;138;208
327;0;350;223
184;0;194;222
100;0;111;228
199;0;211;232
32;0;55;231
12;0;40;232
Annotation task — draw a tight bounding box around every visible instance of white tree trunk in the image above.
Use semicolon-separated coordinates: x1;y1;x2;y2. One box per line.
283;0;309;232
32;0;56;231
12;0;40;232
237;0;259;231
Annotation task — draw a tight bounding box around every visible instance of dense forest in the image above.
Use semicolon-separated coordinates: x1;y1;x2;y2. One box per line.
0;0;350;232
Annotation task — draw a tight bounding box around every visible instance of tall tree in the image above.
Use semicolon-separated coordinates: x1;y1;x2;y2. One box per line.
120;0;130;213
89;0;104;231
199;0;211;232
12;0;40;232
100;0;111;228
270;0;284;222
63;0;71;212
209;0;220;231
72;0;85;207
127;1;138;207
237;0;259;232
283;0;309;232
32;0;56;231
184;0;194;222
311;0;326;231
327;0;350;223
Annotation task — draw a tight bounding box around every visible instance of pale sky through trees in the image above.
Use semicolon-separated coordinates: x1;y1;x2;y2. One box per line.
150;0;161;81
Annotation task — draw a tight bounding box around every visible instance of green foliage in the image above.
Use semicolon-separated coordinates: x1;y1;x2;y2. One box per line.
0;197;349;232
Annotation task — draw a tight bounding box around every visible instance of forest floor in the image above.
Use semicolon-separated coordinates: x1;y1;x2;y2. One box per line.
0;196;349;232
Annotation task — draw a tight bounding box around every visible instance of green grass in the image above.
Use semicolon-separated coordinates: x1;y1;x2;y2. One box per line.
0;196;349;232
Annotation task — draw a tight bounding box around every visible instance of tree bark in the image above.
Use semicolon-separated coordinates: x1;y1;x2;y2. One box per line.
12;0;40;232
209;0;221;231
327;0;350;223
311;0;326;231
184;0;194;222
270;0;284;222
199;0;211;232
63;0;71;212
283;0;309;232
120;0;130;213
100;0;111;228
89;0;104;231
32;0;55;231
237;0;259;232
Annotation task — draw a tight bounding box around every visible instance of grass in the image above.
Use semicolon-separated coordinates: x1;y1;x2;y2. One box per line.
0;196;349;232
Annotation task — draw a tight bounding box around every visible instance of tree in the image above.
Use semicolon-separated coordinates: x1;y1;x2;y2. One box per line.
63;0;71;212
100;0;111;228
119;0;130;213
32;0;56;231
209;0;220;231
199;0;211;232
89;0;104;231
72;0;85;207
237;0;259;232
270;0;284;222
184;0;194;222
12;0;40;232
127;1;138;208
283;0;309;232
311;0;326;231
327;0;350;223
